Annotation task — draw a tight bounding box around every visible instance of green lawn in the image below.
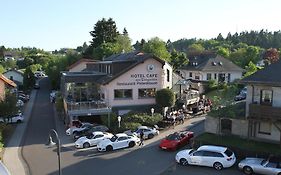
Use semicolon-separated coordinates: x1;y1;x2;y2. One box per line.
195;133;281;156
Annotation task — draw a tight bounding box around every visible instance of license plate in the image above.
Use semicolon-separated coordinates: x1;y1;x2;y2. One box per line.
162;147;167;149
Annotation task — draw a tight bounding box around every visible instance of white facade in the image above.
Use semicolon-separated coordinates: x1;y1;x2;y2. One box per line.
179;70;243;83
101;58;173;108
3;70;23;85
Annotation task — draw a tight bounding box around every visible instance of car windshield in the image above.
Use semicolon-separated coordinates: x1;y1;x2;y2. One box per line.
166;133;180;140
110;135;118;142
224;148;233;157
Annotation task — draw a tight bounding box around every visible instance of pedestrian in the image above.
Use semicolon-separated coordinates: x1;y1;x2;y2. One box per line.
139;130;144;147
172;114;176;129
179;112;184;124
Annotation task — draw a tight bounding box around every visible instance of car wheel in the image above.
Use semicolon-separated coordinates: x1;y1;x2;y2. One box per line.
17;120;22;123
179;158;188;166
148;134;154;139
73;133;78;139
213;162;223;170
83;142;90;148
277;173;281;175
243;166;253;175
128;141;135;148
106;145;113;151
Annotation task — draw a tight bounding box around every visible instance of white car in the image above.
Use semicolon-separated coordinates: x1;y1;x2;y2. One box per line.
75;131;114;149
175;145;236;170
65;123;93;136
133;126;159;139
0;113;24;124
97;133;140;152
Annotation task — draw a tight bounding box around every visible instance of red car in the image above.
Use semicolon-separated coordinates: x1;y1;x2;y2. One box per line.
159;131;194;151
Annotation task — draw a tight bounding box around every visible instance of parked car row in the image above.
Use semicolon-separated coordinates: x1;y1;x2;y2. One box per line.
66;121;159;152
175;144;281;175
0;112;24;124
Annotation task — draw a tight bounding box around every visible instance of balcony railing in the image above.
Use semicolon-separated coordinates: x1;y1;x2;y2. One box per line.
65;100;111;116
248;103;281;121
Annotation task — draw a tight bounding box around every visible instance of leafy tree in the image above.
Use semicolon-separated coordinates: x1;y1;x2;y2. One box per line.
23;66;36;90
143;37;171;61
92;42;118;59
23;57;34;67
0;65;5;74
244;61;258;77
115;34;133;53
187;43;205;53
170;49;188;70
4;60;17;69
0;91;18;121
216;47;230;58
155;88;175;108
89;18;119;48
263;48;279;65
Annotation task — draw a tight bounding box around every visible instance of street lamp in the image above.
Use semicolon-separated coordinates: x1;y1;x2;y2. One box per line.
151;108;155;117
117;116;121;128
46;129;62;175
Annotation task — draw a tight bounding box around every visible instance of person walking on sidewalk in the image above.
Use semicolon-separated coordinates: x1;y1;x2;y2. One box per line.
139;130;144;147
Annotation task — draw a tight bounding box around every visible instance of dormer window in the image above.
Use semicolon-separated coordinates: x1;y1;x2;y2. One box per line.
218;61;223;66
212;62;217;66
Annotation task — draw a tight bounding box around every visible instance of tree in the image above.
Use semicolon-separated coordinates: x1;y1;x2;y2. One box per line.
89;18;119;48
0;65;5;74
115;34;133;53
0;91;18;122
23;66;36;90
143;37;171;61
170;49;188;70
244;61;257;77
187;43;205;53
155;88;175;108
216;33;224;41
263;48;279;65
216;47;230;58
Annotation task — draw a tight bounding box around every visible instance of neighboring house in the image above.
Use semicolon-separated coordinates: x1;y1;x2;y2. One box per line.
3;54;15;61
205;60;281;145
0;74;17;101
67;58;96;72
61;51;173;124
178;55;244;83
241;60;281;144
3;69;24;86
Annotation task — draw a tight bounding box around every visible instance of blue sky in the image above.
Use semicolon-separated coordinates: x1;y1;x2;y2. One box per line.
1;0;281;51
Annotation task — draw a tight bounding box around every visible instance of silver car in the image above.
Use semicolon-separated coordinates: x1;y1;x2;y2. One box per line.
133;126;159;139
238;157;281;175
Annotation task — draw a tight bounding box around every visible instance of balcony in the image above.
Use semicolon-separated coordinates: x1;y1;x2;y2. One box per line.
248;103;281;121
66;100;111;116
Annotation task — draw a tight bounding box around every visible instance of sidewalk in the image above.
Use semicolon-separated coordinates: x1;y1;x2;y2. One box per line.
3;90;38;175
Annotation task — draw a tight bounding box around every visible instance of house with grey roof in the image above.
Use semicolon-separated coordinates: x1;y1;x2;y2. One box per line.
205;60;281;145
178;55;244;83
3;69;24;86
240;60;281;145
61;52;173;125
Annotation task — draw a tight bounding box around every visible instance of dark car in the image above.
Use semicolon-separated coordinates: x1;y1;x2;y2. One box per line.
34;82;40;89
159;131;194;151
234;92;246;101
73;125;109;140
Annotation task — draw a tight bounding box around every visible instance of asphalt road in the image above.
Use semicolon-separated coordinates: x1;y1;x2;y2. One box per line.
21;78;243;175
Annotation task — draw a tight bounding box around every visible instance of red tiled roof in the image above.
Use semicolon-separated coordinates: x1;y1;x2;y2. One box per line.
0;74;17;87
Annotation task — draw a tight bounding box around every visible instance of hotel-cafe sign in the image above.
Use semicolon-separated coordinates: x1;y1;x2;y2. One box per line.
116;64;158;86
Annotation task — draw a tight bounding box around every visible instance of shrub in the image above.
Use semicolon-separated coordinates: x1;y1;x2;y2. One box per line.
123;113;162;127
